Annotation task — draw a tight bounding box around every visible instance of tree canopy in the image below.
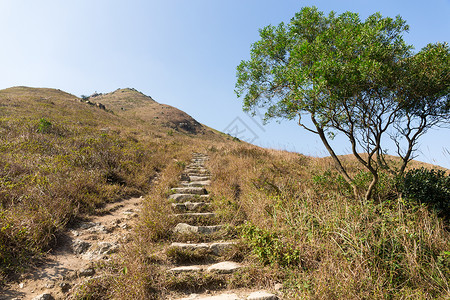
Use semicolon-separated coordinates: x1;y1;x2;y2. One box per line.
235;6;450;200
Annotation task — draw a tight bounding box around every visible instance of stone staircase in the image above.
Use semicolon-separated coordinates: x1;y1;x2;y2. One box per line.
166;153;279;300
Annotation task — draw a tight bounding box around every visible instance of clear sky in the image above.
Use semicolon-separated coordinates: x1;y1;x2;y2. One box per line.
1;0;449;168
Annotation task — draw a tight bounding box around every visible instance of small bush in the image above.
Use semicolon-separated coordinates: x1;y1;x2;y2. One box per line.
241;223;301;267
398;168;450;218
37;118;52;133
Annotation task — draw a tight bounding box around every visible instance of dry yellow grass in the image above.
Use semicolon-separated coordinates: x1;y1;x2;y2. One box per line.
1;86;449;299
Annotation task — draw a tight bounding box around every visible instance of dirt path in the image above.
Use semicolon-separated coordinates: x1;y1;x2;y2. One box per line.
1;196;143;300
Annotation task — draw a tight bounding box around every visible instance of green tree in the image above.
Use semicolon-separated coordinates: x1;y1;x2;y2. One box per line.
235;6;450;201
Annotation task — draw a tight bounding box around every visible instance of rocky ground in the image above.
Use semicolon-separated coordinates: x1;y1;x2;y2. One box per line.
1;196;142;300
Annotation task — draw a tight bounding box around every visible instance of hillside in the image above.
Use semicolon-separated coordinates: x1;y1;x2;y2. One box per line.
0;86;449;300
88;88;212;135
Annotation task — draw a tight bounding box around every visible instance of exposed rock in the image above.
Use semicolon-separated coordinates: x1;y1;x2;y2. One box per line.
169;241;234;256
79;267;95;277
206;262;241;274
172;203;188;212
173;223;222;235
78;222;97;230
171;187;207;195
59;282;71;293
189;175;211;181
209;242;235;256
170;194;203;202
184;294;240;300
170;242;210;251
72;239;91;254
31;294;54;300
181;180;211;187
247;291;278;300
174;212;215;219
97;242;119;255
185;202;209;211
86;224;109;234
96;102;106;110
169;265;202;273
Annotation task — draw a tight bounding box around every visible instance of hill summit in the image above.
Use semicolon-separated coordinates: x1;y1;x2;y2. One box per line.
90;88;205;134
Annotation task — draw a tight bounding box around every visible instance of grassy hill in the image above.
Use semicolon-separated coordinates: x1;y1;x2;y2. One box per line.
0;87;223;280
87;88;214;135
0;86;449;299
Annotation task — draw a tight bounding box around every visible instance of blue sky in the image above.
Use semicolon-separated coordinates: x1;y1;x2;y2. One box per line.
1;0;449;168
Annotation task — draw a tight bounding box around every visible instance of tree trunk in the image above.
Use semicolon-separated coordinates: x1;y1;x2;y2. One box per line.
310;115;359;199
364;171;378;201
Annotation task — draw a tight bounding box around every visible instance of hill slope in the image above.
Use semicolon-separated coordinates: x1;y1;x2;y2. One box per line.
0;86;221;285
89;88;208;135
0;86;449;300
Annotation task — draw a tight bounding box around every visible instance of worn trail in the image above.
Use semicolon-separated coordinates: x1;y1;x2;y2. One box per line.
166;153;279;300
2;196;142;300
2;153;281;300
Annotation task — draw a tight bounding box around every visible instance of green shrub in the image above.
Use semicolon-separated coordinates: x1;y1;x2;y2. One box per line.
398;168;450;218
37;118;52;133
241;223;300;267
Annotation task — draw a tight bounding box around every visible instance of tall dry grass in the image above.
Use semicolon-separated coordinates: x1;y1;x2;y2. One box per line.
205;142;450;299
0;87;216;283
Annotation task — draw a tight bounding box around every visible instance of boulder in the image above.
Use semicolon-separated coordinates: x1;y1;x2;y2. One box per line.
72;239;91;254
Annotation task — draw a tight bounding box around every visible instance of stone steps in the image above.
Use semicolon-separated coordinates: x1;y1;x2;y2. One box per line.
176;291;278;300
172;202;211;212
171;187;207;195
187;175;211;181
169;241;235;256
167;153;279;300
180;180;211;187
174;212;216;218
173;223;222;234
174;212;217;226
169;194;210;202
186;170;210;175
169;261;242;274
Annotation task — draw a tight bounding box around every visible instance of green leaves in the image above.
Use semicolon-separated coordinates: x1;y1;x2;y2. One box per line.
236;6;450;200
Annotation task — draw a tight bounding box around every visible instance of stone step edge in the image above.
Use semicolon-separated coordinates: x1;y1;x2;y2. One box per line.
173;223;222;234
169;241;235;255
172;202;211;211
171;187;208;195
175;291;279;300
169;194;210;202
169;261;242;274
173;212;216;218
180;181;211;187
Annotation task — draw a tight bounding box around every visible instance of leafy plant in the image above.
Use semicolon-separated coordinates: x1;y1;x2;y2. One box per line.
241;223;300;267
37;118;52;133
398;168;450;218
235;6;450;200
